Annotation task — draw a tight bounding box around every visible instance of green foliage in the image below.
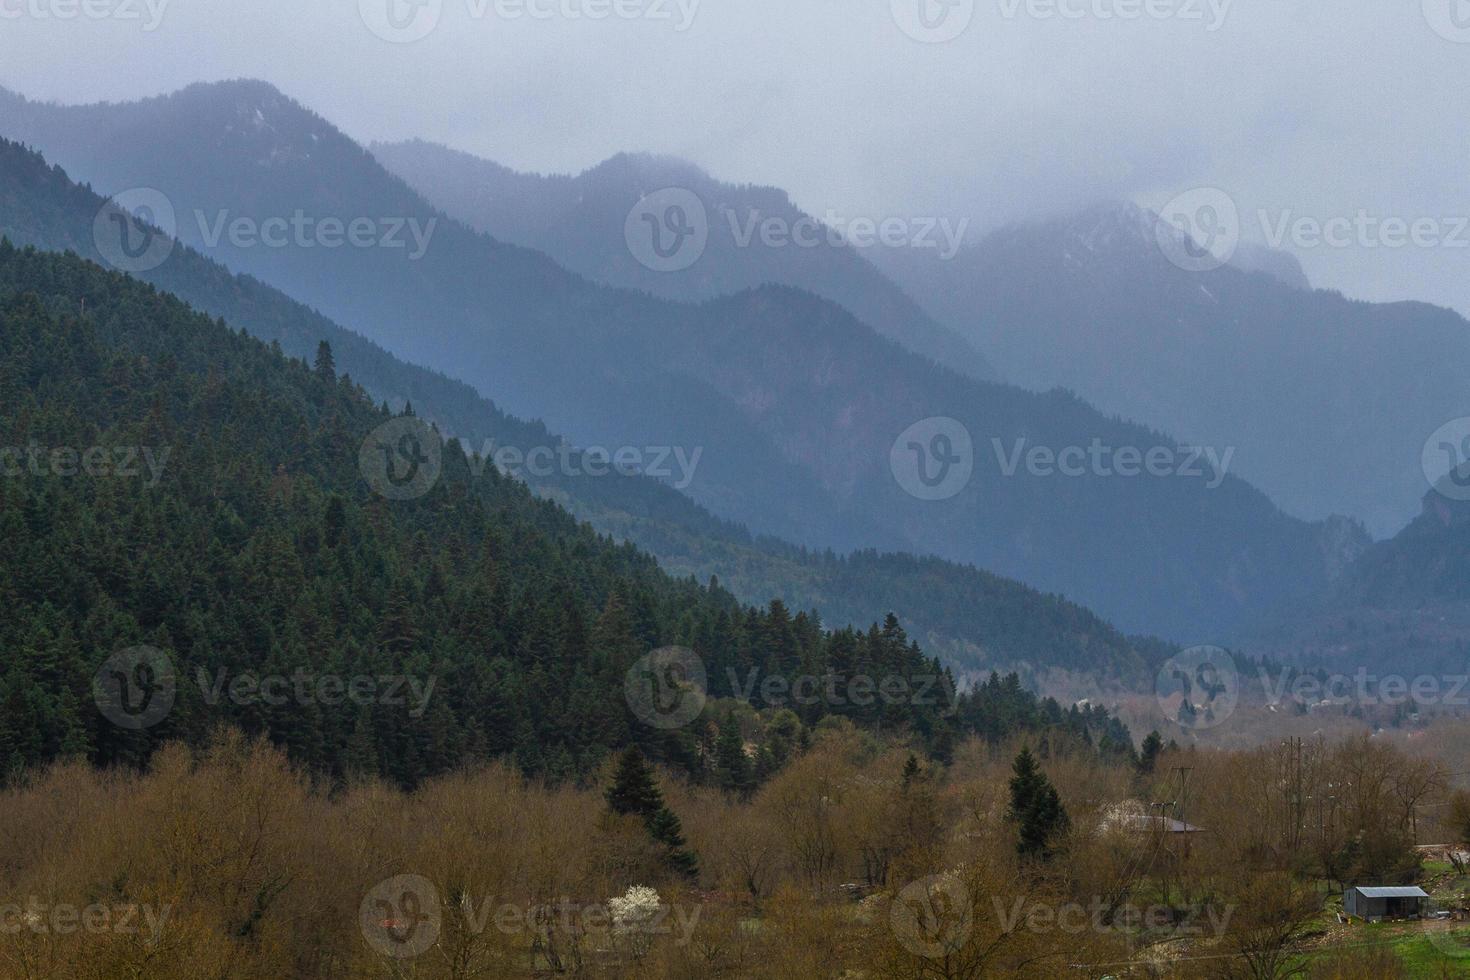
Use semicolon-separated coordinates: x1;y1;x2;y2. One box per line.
714;712;752;798
0;242;1130;788
901;753;922;788
1138;730;1164;775
1007;747;1071;860
1452;791;1470;849
606;747;698;878
313;340;335;383
606;746;664;817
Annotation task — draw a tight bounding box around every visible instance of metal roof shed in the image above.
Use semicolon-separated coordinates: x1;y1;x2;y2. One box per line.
1344;886;1429;921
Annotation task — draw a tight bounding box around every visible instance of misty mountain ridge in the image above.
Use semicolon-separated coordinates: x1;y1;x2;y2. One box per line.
1250;484;1470;675
0;133;1172;685
994;200;1309;290
872;198;1470;539
0;78;1365;642
372;133;1435;542
369;137;996;382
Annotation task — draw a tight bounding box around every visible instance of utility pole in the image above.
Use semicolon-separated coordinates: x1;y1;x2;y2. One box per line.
1173;766;1193;829
1148;800;1172;906
1172;766;1194;902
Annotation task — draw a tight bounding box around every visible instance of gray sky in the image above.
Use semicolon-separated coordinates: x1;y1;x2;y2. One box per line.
2;0;1467;314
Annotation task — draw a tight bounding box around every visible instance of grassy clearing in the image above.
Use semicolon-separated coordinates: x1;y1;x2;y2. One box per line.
1294;921;1470;978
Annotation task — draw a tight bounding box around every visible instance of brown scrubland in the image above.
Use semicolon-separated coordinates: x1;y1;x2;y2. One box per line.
1;722;1468;979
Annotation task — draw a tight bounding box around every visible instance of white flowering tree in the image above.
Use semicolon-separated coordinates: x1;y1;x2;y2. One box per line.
607;885;663;959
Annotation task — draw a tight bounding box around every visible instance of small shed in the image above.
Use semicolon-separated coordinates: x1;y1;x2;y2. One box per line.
1343;886;1429;921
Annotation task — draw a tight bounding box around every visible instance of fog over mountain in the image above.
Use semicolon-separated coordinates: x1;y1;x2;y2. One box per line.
5;5;1470;974
0;2;1467;317
369;139;995;380
371;139;1470;538
873;202;1470;537
0;79;1370;642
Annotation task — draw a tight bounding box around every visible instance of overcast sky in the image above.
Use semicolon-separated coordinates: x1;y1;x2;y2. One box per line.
2;0;1467;314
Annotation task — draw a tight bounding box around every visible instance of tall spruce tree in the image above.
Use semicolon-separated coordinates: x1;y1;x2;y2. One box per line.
901;753;922;789
606;747;699;878
715;713;752;797
1138;731;1164;775
1007;747;1071;860
607;746;664;817
313;340;336;382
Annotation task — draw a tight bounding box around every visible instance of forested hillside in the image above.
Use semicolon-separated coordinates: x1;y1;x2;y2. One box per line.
0;241;1129;785
582;511;1165;686
0;135;1167;685
0;82;1365;641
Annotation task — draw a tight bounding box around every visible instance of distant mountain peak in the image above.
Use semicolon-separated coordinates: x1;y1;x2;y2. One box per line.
580;151;730;196
1058;200;1157;258
1070;199;1154;232
186;77;290;101
0;77;300;121
985;200;1153;254
575;152;799;208
1229;241;1311;290
151;79;353;168
369;137;997;380
992;199;1309;290
589;150;704;176
178;78;318;122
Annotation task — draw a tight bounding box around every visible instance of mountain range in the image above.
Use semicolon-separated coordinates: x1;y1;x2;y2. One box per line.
872;203;1470;539
0;135;1164;685
1250;483;1470;676
375;137;1470;541
373;131;1419;644
0;79;1364;642
368;139;996;382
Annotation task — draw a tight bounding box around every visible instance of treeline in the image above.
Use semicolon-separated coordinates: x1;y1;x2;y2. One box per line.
0;242;1127;788
599;518;1169;681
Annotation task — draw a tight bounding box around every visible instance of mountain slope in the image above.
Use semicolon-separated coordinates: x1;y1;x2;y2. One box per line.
0;80;893;552
370;139;995;382
873;202;1470;538
0;135;1162;684
3;240;1135;784
0;80;1365;640
1249;485;1470;676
